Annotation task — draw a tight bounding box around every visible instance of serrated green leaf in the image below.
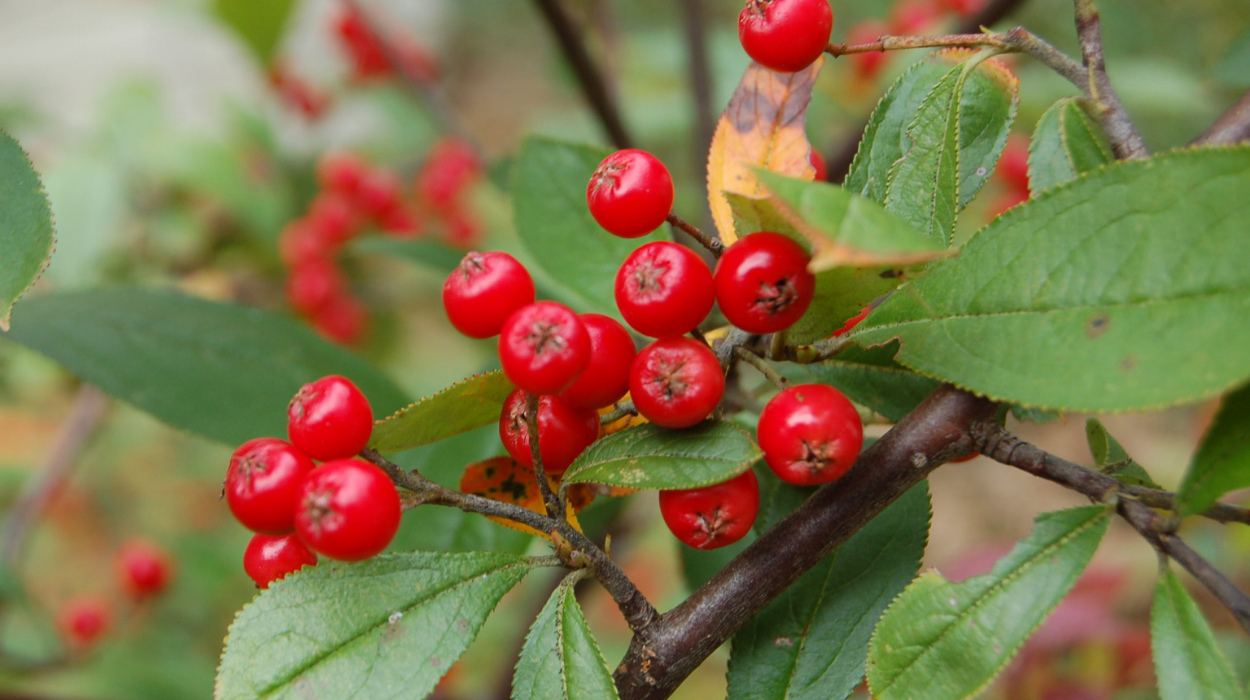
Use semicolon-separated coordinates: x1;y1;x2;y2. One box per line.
563;421;762;489
216;552;540;700
850;147;1250;413
867;505;1112;700
1084;418;1162;490
2;288;407;446
728;483;930;700
512;137;664;316
1176;383;1250;518
512;572;620;700
369;371;515;455
1151;568;1247;700
781;348;940;423
1028;98;1114;193
0;130;55;331
212;0;296;65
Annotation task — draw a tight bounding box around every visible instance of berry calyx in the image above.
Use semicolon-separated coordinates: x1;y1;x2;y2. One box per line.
294;459;401;561
558;314;637;410
659;470;760;549
243;533;318;589
117;540;173;599
225;437;317;535
738;0;834;73
60;597;110;649
757;384;863;486
714;231;815;334
587;149;675;238
615;242;715;339
287;375;374;461
499;390;600;474
499;302;592;395
443;251;536;339
629;337;725;429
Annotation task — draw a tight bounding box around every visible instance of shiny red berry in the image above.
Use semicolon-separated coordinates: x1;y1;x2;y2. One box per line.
499;390;600;474
226;437;317;535
659;470;760;549
758;384;863;486
243;533;318;589
499;302;591;395
846;21;890;79
558;314;636;410
60;597;110;648
587;149;674;238
714;232;815;334
117;540;173;599
294;459;400;561
739;0;834;73
286;259;345;316
287;375;374;461
629;337;725;428
443;252;536;339
615;242;715;338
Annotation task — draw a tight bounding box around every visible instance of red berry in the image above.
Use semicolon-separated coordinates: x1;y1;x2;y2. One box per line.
287;375;374;461
615;242;714;338
278;219;336;268
498;302;591;395
889;0;942;35
832;305;870;337
558;314;636;410
757;384;863;486
416;138;480;212
809;148;828;181
334;5;391;79
846;20;891;79
307;192;360;246
997;135;1031;194
117;540;173;599
379;205;422;238
225;437;317;535
355;168;403;219
988;186;1029;218
936;0;984;17
587;149;675;239
317;152;368;195
714;232;815;334
269;63;331;120
294;459;400;561
443;252;536;339
739;0;834;73
60;597;110;648
243;533;318;589
286;259;345;316
444;209;483;248
659;470;760;549
311;293;370;346
499;390;600;474
629;337;725;428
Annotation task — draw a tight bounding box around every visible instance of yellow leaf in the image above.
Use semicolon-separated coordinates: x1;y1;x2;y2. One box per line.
459;457;593;539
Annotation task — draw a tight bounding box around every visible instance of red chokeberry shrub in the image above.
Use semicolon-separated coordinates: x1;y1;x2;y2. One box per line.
757;384;863;486
659;469;760;549
714;231;815;334
558;313;636;410
226;437;317;535
738;0;834;73
287;375;374;462
443;251;536;339
294;459;401;561
499;389;600;474
498;301;591;395
615;242;714;339
629;337;725;428
117;539;174;600
243;533;318;589
587;149;674;238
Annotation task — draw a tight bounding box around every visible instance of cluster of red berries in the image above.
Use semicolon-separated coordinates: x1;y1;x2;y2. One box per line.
223;375;400;590
59;539;175;649
333;1;438;85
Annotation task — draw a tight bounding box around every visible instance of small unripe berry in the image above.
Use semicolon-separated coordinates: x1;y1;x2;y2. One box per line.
499;390;600;474
615;242;714;339
294;459;401;561
659;470;760;549
243;533;318;589
287;375;374;461
443;251;536;339
738;0;834;73
714;232;815;334
629;337;725;428
587;149;675;238
757;384;863;486
226;437;317;535
498;302;592;395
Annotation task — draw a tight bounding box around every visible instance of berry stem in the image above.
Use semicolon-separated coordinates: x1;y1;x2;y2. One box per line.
666;213;723;257
733;347;787;390
599;400;638;425
525;394;566;518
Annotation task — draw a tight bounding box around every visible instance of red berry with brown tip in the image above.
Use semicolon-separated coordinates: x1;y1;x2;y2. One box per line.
615;242;714;339
499;389;600;474
443;251;536;339
294;459;400;561
117;540;174;599
558;314;636;410
714;232;815;334
739;0;834;73
287;375;374;461
587;149;674;239
243;533;318;589
757;384;863;486
226;437;317;535
659;470;760;549
629;337;725;428
499;302;591;395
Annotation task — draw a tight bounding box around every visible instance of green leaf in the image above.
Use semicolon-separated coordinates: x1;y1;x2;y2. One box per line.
1027;98;1114;193
2;288;407;446
212;0;296;65
1151;568;1247;700
370;371;515;455
1085;418;1162;490
782;347;940;423
867;505;1112;700
354;237;467;275
1176;383;1250;518
512;137;663;316
216;552;540;700
728;483;930;700
563;421;762;490
851;147;1250;413
0;130;55;331
512;572;620;700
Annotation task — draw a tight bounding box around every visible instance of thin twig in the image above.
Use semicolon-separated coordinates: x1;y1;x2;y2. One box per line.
526;395;564;518
734;346;787;390
1192;88;1250;146
666;213;723;256
531;0;633;149
1116;484;1250;526
600;400;638;425
1072;0;1148;159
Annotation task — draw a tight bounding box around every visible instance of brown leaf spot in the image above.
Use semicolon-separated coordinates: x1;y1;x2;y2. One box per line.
1085;312;1110;339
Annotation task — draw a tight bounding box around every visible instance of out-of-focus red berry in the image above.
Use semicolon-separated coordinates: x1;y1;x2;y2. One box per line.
311;293;370;346
846;20;891;80
415;138;480;213
117;540;174;599
60;597;110;649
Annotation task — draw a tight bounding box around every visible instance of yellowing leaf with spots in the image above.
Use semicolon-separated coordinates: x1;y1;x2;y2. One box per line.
460;457;593;538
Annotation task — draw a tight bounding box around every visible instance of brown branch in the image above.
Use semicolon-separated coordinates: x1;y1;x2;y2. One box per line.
614;385;997;698
531;0;633;149
666;213;722;257
1116;484;1250;527
526;394;564;518
1072;0;1148;159
1192;88;1250;146
973;425;1250;635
